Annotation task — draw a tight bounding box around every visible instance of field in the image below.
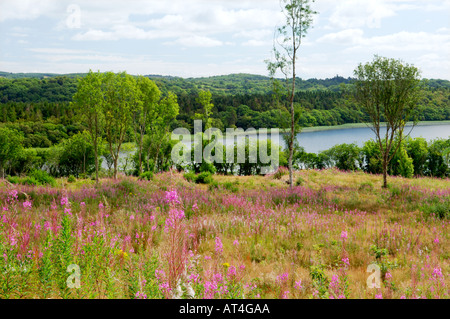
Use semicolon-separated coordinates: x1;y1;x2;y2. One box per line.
0;169;448;299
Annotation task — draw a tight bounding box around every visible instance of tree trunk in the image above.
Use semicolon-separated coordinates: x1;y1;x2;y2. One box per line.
382;152;388;188
113;157;118;179
138;134;143;175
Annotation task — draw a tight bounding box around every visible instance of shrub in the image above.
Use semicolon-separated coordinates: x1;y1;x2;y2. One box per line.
295;176;304;186
22;176;40;186
6;175;20;184
273;166;288;180
208;180;219;191
139;171;154;181
200;162;216;174
29;169;56;187
183;172;196;183
68;175;76;183
195;172;213;184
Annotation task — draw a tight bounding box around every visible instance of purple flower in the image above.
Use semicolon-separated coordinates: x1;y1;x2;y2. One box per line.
215;237;223;254
340;230;348;241
294;280;302;290
60;196;69;206
22;200;32;209
375;293;383;299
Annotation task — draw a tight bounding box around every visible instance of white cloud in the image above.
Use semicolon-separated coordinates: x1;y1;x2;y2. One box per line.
170;35;224;48
328;0;396;29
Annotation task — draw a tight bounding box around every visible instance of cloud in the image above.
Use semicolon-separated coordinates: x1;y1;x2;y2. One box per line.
328;0;396;29
0;0;58;22
170;35;224;48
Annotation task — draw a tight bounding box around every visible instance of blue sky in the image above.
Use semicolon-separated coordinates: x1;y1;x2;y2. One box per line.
0;0;449;79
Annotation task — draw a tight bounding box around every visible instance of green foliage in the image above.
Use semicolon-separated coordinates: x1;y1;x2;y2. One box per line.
295;176;304;186
322;143;363;171
29;169;56;187
0;127;23;177
183;171;196;183
139;171;154;181
195;172;213;184
68;175;76;183
199;162;216;174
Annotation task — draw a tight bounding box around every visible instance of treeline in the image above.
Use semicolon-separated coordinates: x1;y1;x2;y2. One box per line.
0;74;449;145
292;137;450;178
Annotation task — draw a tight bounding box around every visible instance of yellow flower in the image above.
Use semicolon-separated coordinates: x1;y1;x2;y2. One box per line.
222;263;230;268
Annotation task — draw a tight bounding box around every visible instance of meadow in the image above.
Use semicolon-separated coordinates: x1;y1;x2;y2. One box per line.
0;168;448;299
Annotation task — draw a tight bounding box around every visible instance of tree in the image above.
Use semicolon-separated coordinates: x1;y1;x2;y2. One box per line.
0;127;23;178
352;55;422;188
133;76;161;174
266;0;317;187
72;70;104;182
146;91;179;173
103;72;140;179
195;90;213;130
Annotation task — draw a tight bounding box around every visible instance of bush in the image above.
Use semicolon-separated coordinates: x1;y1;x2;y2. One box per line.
195;172;213;184
6;175;20;184
295;176;304;186
273;166;288;179
208;180;219;191
68;175;76;183
200;162;216;174
139;171;153;181
183;172;196;183
22;176;40;186
29;169;56;187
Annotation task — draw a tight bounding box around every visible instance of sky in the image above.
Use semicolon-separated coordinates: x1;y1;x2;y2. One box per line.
0;0;449;80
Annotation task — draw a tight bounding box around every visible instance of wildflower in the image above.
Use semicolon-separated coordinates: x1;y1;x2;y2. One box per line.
80;202;85;206
340;230;348;241
375;293;383;299
401;295;406;299
98;202;104;209
233;239;239;246
294;280;302;290
64;207;72;216
222;263;230;268
281;290;289;299
342;257;350;267
192;203;198;211
433;237;439;244
165;189;180;204
23;200;32;209
215;237;223;255
227;266;237;280
432;267;443;278
204;255;211;260
385;272;392;280
60;196;69;206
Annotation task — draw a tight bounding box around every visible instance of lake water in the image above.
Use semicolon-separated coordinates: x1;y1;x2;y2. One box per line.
110;123;450;169
290;124;450;153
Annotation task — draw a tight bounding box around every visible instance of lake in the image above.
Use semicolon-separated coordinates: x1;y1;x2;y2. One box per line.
109;123;450;169
290;123;450;153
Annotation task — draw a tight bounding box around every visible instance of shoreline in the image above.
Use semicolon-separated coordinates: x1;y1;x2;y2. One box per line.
174;120;450;137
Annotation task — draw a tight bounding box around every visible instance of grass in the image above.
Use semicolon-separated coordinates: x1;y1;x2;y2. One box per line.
0;168;448;299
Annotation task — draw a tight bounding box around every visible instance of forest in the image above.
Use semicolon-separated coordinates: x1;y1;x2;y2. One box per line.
0;73;449;149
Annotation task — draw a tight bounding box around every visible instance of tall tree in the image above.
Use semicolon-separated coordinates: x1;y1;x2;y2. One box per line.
353;55;422;188
0;127;23;179
72;70;104;182
103;72;140;179
266;0;317;187
195;90;213;130
133;76;161;174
